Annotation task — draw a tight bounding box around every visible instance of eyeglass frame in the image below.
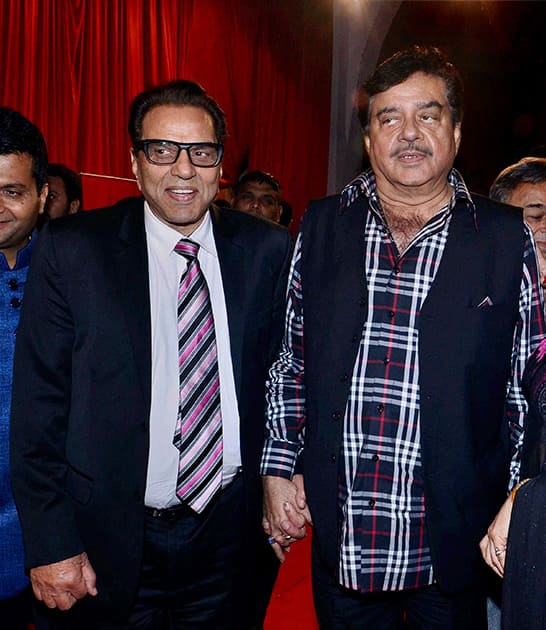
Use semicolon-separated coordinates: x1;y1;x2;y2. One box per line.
133;139;224;167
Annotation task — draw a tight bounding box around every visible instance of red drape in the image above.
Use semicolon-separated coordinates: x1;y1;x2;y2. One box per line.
0;0;332;226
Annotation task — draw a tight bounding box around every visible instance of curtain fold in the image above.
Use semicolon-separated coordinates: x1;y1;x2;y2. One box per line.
0;0;332;223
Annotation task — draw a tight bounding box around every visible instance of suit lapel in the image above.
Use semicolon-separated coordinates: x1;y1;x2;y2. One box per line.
210;206;245;399
113;198;152;413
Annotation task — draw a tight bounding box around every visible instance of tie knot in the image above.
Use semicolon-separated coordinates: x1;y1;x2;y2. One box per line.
175;239;200;261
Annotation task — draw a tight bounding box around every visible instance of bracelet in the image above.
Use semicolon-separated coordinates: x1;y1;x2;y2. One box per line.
511;478;530;503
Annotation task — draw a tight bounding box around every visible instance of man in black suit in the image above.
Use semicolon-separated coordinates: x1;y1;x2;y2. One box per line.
10;80;291;629
261;46;545;629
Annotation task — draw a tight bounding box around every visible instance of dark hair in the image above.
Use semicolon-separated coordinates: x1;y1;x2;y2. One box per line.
234;170;281;195
128;80;227;145
490;157;546;203
360;45;464;131
0;107;48;191
47;163;83;209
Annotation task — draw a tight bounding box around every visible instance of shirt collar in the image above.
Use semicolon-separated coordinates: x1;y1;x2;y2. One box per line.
144;202;217;258
0;230;36;271
340;167;476;217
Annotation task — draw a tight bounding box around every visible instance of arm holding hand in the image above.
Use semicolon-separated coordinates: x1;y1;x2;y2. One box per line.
30;552;98;611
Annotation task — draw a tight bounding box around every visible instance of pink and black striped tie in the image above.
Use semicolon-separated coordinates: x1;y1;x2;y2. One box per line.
173;239;223;513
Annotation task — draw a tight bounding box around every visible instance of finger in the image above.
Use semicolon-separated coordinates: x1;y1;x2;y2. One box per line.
82;562;98;597
54;592;77;611
268;539;286;563
262;518;272;535
42;594;57;609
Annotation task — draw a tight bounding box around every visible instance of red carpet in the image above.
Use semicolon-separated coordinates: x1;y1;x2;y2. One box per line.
264;528;318;629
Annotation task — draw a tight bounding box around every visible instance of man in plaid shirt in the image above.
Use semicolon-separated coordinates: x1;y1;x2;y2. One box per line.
260;46;545;629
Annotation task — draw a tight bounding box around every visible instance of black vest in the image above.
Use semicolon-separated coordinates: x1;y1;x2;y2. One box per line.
299;192;524;593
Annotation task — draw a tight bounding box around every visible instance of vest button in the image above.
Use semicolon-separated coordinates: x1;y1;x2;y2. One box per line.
332;411;341;420
8;279;19;290
10;297;21;308
329;454;336;463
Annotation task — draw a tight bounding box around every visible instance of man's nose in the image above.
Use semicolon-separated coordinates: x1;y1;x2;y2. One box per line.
399;117;421;142
170;148;196;178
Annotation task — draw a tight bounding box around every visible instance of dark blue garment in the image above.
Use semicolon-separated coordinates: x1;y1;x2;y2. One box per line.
0;236;35;599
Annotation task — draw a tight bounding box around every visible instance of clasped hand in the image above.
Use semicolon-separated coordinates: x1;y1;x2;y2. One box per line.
262;474;313;562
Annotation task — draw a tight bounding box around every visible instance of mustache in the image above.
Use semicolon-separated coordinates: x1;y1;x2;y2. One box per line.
390;143;432;158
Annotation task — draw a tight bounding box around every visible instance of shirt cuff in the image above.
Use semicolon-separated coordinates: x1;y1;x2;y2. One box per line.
260;437;300;479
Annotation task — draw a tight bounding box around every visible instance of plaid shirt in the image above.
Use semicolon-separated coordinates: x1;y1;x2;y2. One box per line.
261;168;545;592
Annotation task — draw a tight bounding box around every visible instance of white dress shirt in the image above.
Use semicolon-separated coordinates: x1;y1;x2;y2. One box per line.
144;203;241;508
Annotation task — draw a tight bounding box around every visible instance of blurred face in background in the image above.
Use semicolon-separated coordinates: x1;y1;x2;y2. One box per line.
45;175;80;219
234;181;281;222
508;181;546;286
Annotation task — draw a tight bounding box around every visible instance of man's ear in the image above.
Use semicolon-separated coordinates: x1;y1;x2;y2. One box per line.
37;183;48;215
130;148;142;191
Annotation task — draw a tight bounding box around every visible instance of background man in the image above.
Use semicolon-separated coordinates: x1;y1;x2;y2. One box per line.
0;107;47;628
43;163;83;220
490;157;546;291
261;46;544;629
11;80;291;629
233;170;282;222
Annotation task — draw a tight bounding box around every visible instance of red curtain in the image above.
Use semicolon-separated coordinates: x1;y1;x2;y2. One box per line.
0;0;332;226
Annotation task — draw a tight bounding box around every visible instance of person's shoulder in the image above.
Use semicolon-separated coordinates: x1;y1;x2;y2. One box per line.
213;204;291;241
471;192;523;220
47;196;144;234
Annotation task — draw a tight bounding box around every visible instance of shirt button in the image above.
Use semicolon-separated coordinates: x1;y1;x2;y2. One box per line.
393;267;401;275
368;499;376;507
8;279;19;290
351;334;359;342
383;357;390;365
10;297;21;308
329;454;337;463
377;404;384;413
388;310;395;318
372;454;379;462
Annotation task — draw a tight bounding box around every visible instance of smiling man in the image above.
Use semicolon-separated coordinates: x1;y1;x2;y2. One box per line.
0;107;47;629
10;80;291;629
261;46;544;629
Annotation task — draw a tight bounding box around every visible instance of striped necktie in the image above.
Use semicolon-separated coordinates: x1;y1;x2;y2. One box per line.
173;239;223;513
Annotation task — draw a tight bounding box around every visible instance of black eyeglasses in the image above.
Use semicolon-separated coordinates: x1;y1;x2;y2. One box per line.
134;139;223;167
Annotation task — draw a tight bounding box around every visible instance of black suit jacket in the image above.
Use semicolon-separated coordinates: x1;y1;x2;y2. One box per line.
10;197;292;615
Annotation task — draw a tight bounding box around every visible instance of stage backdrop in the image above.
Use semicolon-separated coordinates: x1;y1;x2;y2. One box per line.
0;0;332;224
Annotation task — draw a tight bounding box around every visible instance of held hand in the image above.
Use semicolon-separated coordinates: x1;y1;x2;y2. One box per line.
30;552;98;611
479;496;513;578
262;475;313;562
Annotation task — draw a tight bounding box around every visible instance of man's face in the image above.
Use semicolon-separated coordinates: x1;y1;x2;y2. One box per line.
0;153;46;265
507;181;546;284
131;104;221;235
45;175;70;219
234;181;281;222
364;72;461;195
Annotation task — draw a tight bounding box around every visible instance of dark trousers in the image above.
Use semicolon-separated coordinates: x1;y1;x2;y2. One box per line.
41;476;276;630
0;587;33;630
312;544;487;630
